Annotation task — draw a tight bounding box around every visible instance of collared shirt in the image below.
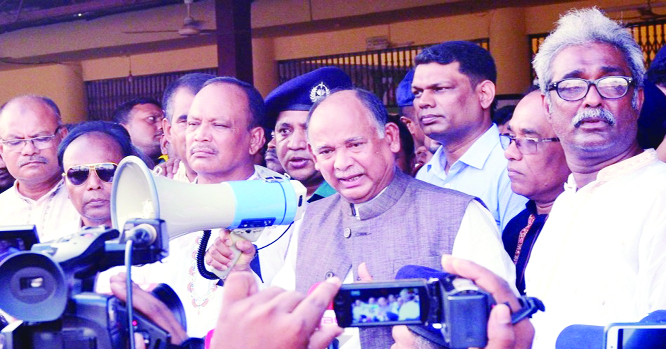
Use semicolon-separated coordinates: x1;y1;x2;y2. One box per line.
501;200;548;295
0;178;80;242
416;124;527;232
525;149;666;349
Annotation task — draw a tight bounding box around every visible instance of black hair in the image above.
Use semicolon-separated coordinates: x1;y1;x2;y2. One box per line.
57;121;135;168
112;97;161;125
202;77;266;129
492;105;516;126
415;41;497;86
162;73;215;122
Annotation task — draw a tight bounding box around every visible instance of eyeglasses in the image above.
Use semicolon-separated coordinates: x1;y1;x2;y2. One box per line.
64;163;118;186
548;76;634;101
0;127;61;151
499;134;560;155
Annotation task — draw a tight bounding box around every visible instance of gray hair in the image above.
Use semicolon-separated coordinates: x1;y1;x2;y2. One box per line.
307;88;387;139
533;8;645;99
162;73;215;122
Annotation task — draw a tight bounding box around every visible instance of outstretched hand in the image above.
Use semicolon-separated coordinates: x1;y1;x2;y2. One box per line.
210;272;343;349
441;255;534;349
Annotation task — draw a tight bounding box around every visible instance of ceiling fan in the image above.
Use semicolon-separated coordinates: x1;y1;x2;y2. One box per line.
123;0;215;37
604;0;666;21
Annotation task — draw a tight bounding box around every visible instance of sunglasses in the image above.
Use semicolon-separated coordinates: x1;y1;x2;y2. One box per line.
65;163;118;186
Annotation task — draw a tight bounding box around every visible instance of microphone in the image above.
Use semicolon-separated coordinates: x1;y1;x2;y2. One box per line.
555;324;604;349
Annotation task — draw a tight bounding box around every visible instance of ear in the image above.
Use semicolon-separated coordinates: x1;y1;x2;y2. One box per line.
248;126;265;156
542;93;554;124
633;87;645;121
384;122;402;154
162;117;172;142
399;116;417;136
308;143;320;171
477;80;496;110
58;125;69;140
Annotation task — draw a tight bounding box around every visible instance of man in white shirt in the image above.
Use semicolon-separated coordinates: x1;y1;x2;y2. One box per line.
526;8;666;348
142;77;291;338
0;95;79;242
412;41;527;231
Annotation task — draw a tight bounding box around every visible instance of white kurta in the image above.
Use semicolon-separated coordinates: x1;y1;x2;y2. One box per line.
525;149;666;349
99;165;293;338
0;179;80;242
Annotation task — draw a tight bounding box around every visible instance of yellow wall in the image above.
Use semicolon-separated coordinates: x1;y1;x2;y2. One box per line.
81;45;218;81
0;63;87;124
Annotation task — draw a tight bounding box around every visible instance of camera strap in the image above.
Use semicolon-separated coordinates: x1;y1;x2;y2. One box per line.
510;296;545;324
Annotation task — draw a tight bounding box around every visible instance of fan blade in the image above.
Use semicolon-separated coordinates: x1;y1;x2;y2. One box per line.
123;29;179;34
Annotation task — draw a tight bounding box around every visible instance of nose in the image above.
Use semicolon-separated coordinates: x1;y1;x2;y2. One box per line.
416;89;435;109
582;83;603;108
504;139;523;161
20;139;39;156
86;169;103;190
333;148;354;171
192;121;211;143
287;128;307;150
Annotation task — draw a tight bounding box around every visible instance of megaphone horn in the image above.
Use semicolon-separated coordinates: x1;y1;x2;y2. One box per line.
110;156;306;279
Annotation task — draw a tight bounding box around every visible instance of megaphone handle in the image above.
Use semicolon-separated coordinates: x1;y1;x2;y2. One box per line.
210;234;246;280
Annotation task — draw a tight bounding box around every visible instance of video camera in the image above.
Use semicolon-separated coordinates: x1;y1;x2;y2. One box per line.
333;265;544;349
0;156;307;349
0;222;180;349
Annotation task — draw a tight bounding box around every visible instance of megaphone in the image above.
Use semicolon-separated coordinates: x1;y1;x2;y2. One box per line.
110;156;306;279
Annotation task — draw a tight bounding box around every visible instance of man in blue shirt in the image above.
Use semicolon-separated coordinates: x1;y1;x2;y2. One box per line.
412;41;527;231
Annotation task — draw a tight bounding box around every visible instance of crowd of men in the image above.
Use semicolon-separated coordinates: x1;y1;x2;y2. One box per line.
1;7;666;349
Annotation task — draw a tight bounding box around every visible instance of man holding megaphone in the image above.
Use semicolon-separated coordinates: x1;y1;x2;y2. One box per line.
123;77;299;338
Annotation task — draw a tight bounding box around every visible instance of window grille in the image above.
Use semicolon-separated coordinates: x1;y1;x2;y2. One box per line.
85;67;217;121
277;39;490;107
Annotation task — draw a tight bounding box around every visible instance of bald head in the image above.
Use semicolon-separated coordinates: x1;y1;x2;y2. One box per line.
0;95;61;125
504;91;570;209
0;96;66;195
306;89;401;204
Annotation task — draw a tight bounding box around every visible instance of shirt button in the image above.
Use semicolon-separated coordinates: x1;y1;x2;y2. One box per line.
344;228;351;238
325;271;335;278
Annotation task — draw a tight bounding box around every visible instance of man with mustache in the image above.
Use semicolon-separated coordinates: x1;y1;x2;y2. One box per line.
264;66;352;200
145;77;291;338
296;88;516;349
57;121;135;228
412;41;527;231
0;153;14;194
499;90;570;295
0;95;80;242
113;97;164;168
526;8;666;348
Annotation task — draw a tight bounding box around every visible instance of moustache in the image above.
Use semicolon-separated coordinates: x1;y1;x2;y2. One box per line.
18;156;48;167
189;145;218;155
572;108;616;127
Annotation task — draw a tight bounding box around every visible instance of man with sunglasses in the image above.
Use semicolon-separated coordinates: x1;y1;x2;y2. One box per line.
0;95;79;242
498;90;570;295
57;121;135;228
525;8;666;348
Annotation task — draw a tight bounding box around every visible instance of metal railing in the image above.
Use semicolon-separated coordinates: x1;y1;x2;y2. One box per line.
277;39;490;107
85;67;217;121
